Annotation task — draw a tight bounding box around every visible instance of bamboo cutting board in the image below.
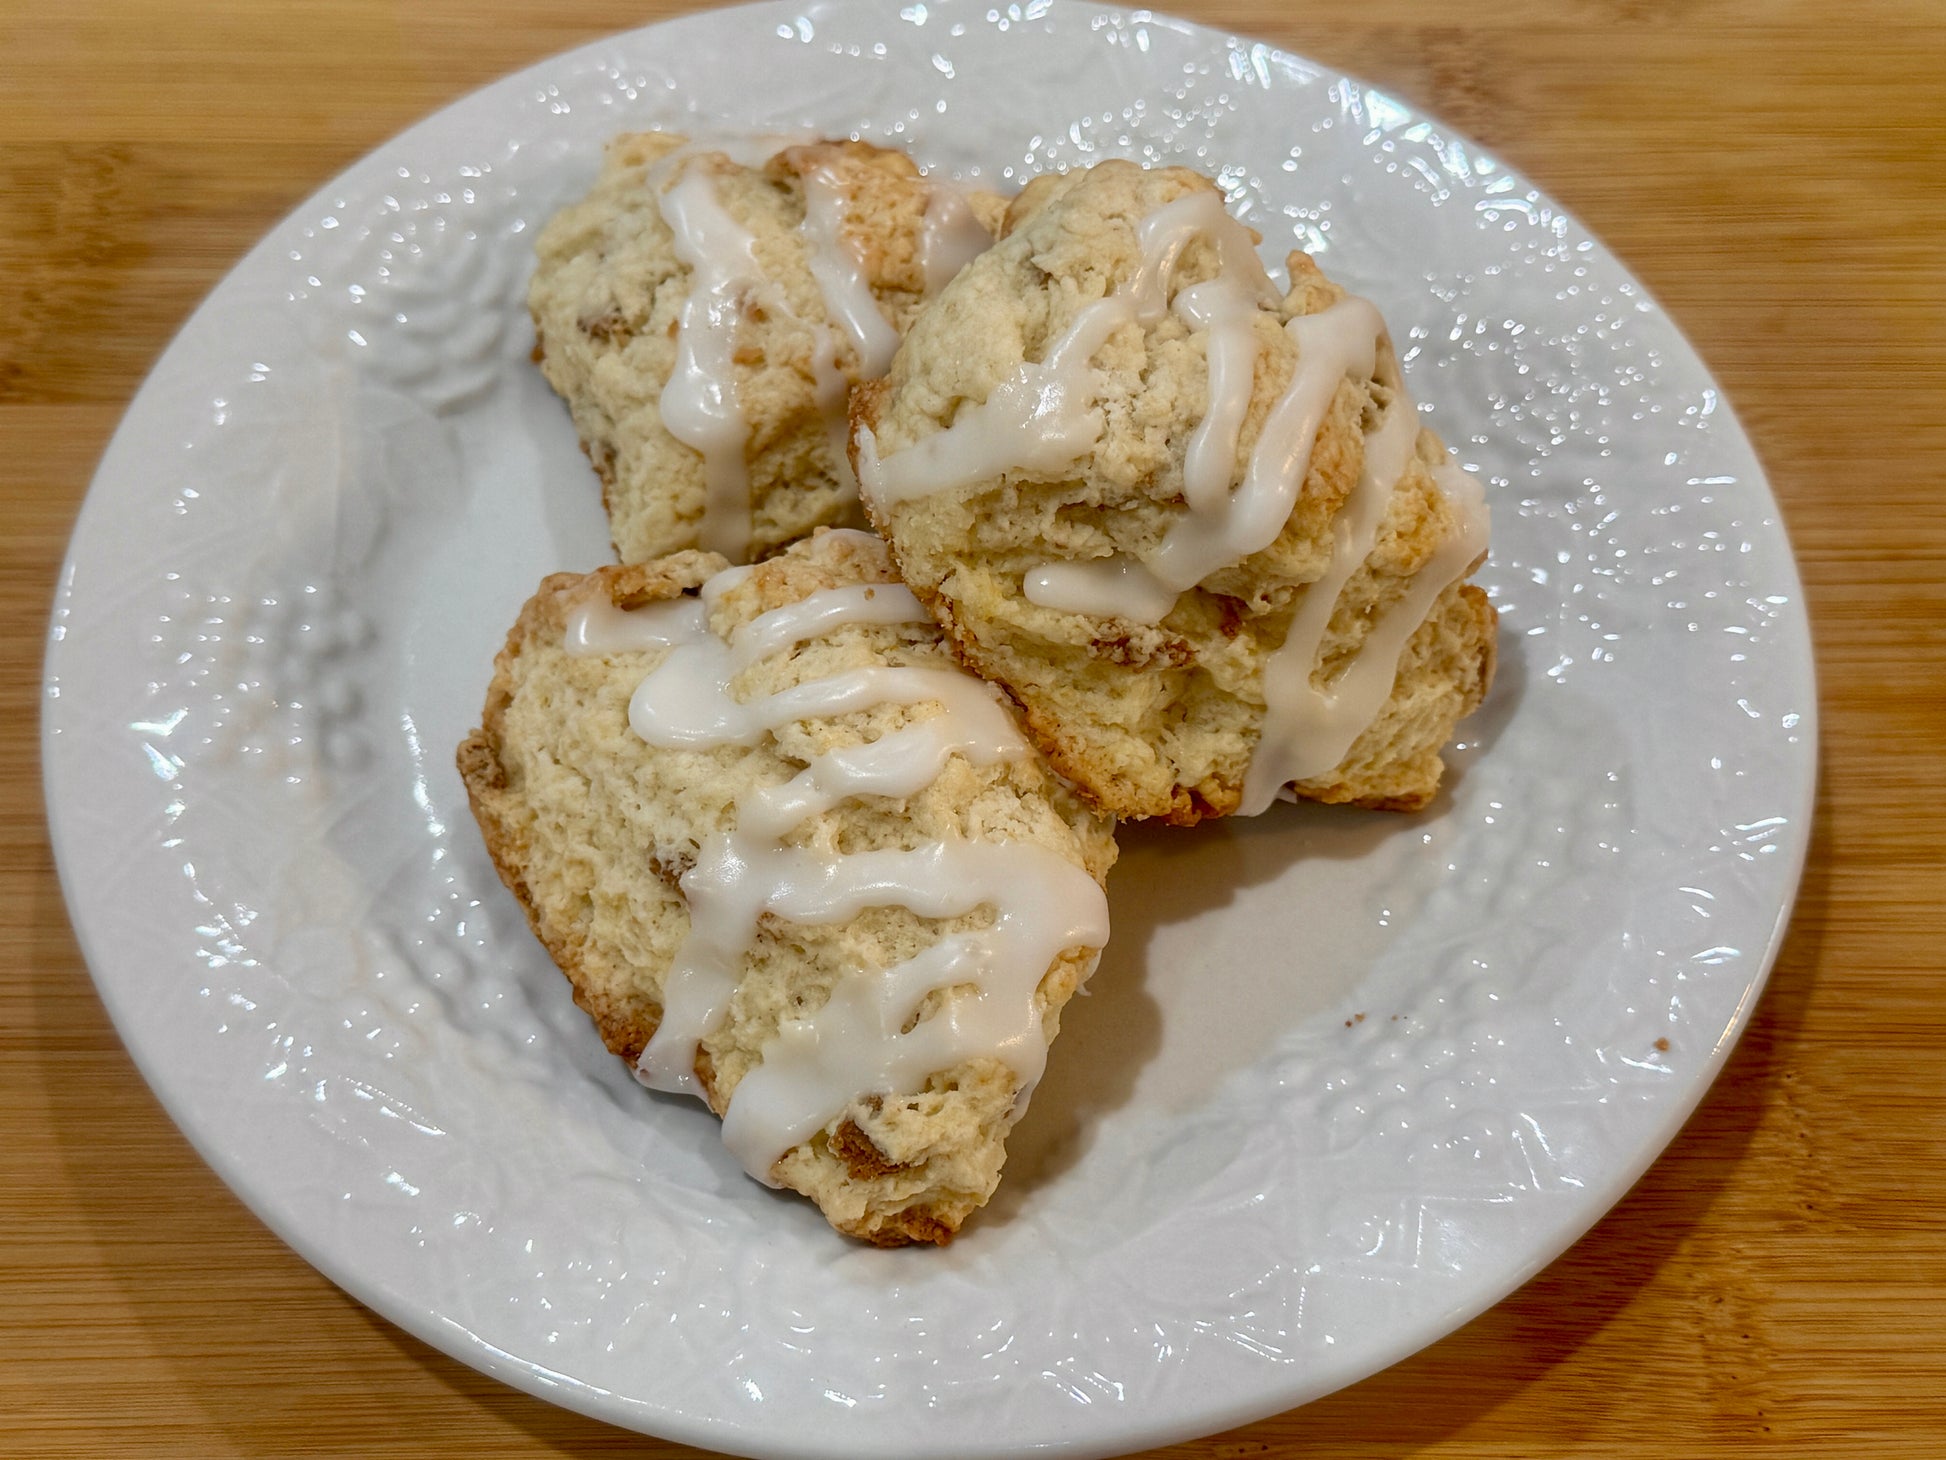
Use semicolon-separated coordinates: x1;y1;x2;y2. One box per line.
4;1;1944;1455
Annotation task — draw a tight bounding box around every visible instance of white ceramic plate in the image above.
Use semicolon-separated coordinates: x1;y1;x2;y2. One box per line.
42;3;1815;1456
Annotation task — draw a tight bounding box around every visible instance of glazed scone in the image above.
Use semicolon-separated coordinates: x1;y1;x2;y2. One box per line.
852;160;1496;825
457;529;1115;1246
530;133;1008;565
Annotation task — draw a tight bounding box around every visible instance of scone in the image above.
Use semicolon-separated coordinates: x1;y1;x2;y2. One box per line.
851;160;1496;825
530;133;1007;565
457;529;1115;1245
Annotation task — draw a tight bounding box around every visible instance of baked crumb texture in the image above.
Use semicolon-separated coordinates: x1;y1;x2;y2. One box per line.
457;530;1116;1245
529;133;1007;565
853;160;1496;824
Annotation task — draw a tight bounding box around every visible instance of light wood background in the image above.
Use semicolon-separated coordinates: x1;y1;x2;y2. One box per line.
4;1;1943;1455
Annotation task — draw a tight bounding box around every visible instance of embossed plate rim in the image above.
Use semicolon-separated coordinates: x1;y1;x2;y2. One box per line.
43;1;1816;1456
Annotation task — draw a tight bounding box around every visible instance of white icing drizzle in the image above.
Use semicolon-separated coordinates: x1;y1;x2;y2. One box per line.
1243;459;1490;814
563;593;710;657
634;654;1022;753
654;144;879;562
717;840;1103;1176
656;167;764;561
857;184;1493;813
1019;296;1384;623
1147;296;1386;596
1125;191;1279;323
1176;278;1264;513
1024;556;1179;622
799;165;902;378
732;581;928;665
582;556;1110;1182
918;185;993;295
1238;385;1415;810
809;322;859;498
856;294;1133;505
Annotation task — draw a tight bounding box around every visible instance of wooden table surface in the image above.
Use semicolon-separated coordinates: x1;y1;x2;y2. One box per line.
5;1;1943;1455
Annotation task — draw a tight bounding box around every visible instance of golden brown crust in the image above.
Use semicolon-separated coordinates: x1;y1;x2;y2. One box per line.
868;1208;954;1248
945;584;1217;826
1459;583;1498;717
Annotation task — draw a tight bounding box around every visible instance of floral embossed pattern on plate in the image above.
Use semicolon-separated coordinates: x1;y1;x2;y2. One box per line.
42;3;1813;1457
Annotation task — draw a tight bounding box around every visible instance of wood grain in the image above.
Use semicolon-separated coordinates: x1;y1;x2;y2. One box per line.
4;1;1942;1455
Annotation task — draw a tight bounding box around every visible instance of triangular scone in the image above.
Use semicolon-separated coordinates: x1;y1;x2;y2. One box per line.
457;529;1115;1245
851;160;1496;825
529;133;1009;566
